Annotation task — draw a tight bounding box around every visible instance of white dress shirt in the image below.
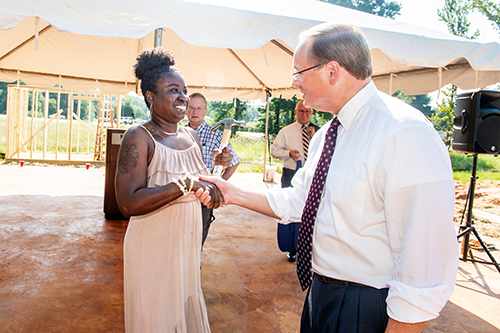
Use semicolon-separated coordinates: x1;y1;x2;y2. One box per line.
265;81;458;323
271;121;306;170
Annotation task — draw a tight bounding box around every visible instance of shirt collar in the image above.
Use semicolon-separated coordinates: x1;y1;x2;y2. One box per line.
337;80;377;131
195;121;209;133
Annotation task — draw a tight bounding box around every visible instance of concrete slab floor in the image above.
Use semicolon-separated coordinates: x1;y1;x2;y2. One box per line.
0;164;499;332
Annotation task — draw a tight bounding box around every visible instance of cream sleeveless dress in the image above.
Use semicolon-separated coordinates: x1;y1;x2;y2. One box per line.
124;125;211;333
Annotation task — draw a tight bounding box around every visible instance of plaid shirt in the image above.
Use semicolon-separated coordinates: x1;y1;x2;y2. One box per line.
190;121;240;171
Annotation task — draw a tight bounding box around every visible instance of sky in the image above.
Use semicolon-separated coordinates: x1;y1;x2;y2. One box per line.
394;0;500;44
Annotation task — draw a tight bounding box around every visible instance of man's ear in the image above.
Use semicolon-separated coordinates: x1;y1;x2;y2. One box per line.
326;61;339;84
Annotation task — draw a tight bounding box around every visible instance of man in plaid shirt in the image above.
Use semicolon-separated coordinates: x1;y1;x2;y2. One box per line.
187;92;240;246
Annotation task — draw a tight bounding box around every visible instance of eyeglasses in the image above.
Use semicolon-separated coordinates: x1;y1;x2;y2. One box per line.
188;106;206;111
291;61;329;77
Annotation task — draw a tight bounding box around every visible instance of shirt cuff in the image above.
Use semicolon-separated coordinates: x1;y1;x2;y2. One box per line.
386;280;452;323
265;189;290;223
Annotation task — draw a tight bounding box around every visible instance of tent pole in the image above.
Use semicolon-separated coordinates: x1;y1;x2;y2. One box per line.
263;90;271;182
154;28;163;47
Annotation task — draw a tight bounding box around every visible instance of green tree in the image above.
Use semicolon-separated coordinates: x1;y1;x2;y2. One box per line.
438;0;480;38
246;105;260;122
27;91;46;117
431;0;483;143
130;96;148;119
49;98;57;115
208;99;251;126
429;86;456;146
257;96;297;136
0;80;26;115
232;98;250;135
0;82;8;115
320;0;401;19
208;100;235;125
472;0;500;32
392;90;415;105
412;95;434;117
122;97;135;118
392;90;434;117
256;96;334;136
121;95;148;119
233;98;250;122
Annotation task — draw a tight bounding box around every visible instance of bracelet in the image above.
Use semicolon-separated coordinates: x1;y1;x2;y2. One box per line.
178;176;187;189
173;177;189;196
185;174;194;193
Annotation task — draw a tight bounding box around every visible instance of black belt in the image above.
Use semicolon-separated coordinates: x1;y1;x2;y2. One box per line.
315;273;365;287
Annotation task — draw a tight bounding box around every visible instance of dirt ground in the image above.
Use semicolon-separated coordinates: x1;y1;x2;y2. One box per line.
454;182;500;240
1;165;500;332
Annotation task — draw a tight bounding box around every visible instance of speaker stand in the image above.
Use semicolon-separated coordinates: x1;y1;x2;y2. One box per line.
457;154;500;273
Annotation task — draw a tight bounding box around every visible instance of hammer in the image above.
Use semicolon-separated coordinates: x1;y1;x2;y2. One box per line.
212;118;246;177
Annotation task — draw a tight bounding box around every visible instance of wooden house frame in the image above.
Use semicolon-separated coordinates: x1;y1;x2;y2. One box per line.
5;84;122;165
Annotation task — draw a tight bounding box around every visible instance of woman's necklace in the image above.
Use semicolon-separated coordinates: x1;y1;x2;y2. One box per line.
150;119;179;136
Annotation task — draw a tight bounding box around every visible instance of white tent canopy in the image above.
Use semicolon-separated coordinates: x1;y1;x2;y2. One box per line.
1;0;500;101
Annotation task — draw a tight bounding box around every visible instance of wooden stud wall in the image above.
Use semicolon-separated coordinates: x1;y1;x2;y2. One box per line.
5;84;121;165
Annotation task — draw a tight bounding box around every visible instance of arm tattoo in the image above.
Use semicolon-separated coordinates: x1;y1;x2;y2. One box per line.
117;143;139;175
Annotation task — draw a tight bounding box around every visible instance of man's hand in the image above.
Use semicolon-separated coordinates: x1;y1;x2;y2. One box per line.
188;177;225;209
307;125;317;138
195;175;234;207
289;149;301;162
213;146;233;170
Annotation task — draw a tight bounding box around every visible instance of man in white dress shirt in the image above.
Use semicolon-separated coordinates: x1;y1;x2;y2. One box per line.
271;100;315;262
271;100;315;188
198;22;458;332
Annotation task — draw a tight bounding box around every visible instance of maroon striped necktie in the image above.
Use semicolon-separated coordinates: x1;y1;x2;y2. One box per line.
302;124;310;161
297;118;341;291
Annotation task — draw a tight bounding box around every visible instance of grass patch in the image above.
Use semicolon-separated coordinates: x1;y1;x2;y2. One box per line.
23;118;98;153
450;151;500;184
231;134;282;174
453;170;500;184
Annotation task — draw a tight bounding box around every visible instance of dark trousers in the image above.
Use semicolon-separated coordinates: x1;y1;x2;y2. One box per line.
201;204;215;247
281;167;296;188
301;274;389;333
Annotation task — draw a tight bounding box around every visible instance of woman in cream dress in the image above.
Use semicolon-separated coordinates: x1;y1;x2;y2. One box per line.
115;48;225;333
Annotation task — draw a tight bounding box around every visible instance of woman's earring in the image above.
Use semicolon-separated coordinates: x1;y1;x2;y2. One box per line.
149;102;153;115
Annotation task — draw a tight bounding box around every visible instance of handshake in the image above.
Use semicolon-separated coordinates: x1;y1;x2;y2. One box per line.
174;173;226;209
176;146;234;209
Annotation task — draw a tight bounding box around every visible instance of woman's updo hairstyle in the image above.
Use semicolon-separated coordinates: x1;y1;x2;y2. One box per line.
133;47;181;107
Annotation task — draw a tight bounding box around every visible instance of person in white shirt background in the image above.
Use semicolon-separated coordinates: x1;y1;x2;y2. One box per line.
198;22;458;332
271;100;317;263
271;100;316;188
